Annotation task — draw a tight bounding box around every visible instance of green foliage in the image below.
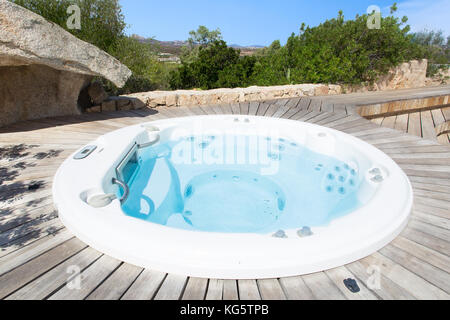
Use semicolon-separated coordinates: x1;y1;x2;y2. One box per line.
105;37;179;94
181;25;223;64
411;30;449;76
171;40;251;89
171;7;432;90
250;9;424;86
188;25;223;47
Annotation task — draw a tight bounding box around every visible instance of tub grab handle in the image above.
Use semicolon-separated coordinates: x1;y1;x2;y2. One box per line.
112;178;129;204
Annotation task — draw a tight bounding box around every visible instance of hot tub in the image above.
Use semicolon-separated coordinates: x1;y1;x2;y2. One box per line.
53;115;413;279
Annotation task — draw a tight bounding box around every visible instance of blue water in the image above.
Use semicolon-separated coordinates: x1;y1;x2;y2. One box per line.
120;134;362;233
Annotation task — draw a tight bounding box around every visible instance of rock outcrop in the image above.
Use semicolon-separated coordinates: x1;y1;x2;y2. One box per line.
0;0;132;127
345;60;428;93
376;59;428;90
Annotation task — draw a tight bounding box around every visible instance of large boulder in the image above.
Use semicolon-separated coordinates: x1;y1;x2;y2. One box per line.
0;0;132;127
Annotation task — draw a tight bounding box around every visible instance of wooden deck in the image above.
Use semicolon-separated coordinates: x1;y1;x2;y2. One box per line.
370;107;450;145
0;85;449;300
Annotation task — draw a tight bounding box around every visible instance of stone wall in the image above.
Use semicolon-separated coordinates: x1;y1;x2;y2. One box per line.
125;84;343;108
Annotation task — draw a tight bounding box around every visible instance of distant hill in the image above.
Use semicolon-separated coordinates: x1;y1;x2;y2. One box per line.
229;44;265;49
130;34;264;56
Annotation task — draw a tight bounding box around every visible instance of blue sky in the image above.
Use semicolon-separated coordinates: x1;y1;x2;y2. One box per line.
120;0;450;46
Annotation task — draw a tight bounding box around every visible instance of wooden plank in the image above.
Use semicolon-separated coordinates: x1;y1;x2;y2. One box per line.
315;113;349;126
239;102;250;115
0;218;63;250
185;105;207;115
272;103;295;118
441;106;450;120
301;272;346;300
238;280;261;300
371;118;383;125
308;112;337;124
248;101;260;116
219;103;234;115
333;103;347;114
7;247;102;300
321;102;334;112
390;236;450;273
86;263;143;300
211;104;225;115
257;279;286;300
0;230;73;276
121;269;166;300
264;102;283;117
199;105;216;115
297;97;312;110
407;219;450;242
436;121;450;137
279;276;315;300
308;99;322;111
230;103;241;115
395;114;409;133
0;223;65;260
0;238;86;299
413;188;450;202
255;103;270;116
437;133;450;145
413;211;450;229
288;108;312;121
359;252;449;299
153;273;187;300
381;116;397;129
421;111;437;140
48;255;122;300
222;280;239;300
380;245;450;293
182;278;208;300
205;279;223;300
0;204;56;234
431;108;447;127
408;112;422;137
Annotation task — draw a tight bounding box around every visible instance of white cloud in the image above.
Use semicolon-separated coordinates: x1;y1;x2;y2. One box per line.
383;0;450;35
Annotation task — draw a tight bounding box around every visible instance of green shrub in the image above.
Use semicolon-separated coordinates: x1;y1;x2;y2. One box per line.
170;40;246;89
171;5;437;89
250;8;424;86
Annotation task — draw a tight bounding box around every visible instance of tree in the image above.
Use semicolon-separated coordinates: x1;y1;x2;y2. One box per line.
411;30;449;76
170;40;253;89
181;26;223;64
188;25;223;47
